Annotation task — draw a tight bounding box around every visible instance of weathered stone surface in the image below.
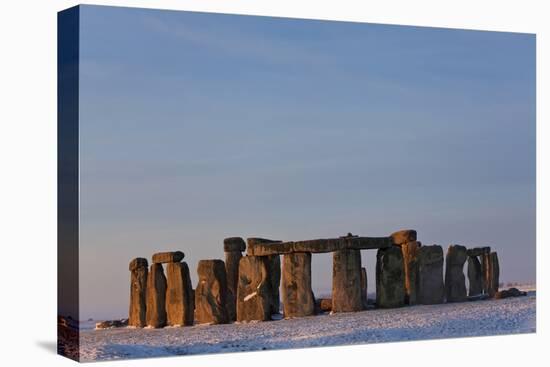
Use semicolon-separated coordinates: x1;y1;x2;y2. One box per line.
145;263;167;328
390;230;417;246
129;258;148;327
361;267;368;309
246;238;281;314
489;252;500;297
495;287;526;299
332;249;363;312
318;298;332;313
401;241;421;305
444;245;468;302
481;252;491;295
152;251;184;264
416;245;445;305
224;237;246;252
95;319;128;329
375;246;405;308
247;236;391;256
129;257;148;271
267;255;281;314
236;256;271;322
224;251;242;321
466;247;491;257
195;260;229;324
467;256;483;296
282;253;315;318
165;262;194;326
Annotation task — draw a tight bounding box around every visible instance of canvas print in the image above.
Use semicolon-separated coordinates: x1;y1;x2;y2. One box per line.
57;4;536;362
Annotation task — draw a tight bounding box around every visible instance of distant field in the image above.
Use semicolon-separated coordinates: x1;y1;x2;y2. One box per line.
79;288;535;362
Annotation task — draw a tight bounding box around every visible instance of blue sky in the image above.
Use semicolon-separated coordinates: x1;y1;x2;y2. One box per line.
77;5;535;320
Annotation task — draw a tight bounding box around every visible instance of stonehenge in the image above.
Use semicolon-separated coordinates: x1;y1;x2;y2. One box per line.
128;258;148;327
195;259;229;324
444;245;468;302
128;230;508;330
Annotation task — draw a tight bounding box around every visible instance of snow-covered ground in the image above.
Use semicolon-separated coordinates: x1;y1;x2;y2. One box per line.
79;288;535;362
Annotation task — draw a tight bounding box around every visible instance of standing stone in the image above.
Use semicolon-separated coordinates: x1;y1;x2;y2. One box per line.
224;237;245;322
282;252;315;318
489;252;500;297
332;249;363;312
444;245;467;302
145;263;167;328
376;247;405;308
467;256;483;296
129;258;148;327
165;262;194;326
195;260;229;324
361;267;368;309
267;255;281;314
416;245;445;304
224;251;242;321
236;256;271;322
401;241;421;305
481;252;491;295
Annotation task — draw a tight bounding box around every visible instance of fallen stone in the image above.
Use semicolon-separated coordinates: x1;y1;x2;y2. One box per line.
165;262;194;326
145;263;167;328
444;244;468;303
152;251;185;264
401;241;421;305
317;298;332;312
467;256;483;296
282;252;315;318
361;267;368;309
332;249;363;312
390;230;417;245
95;319;128;329
376;246;405;308
195;260;229;324
236;256;271;322
495;287;527;299
224;250;242;321
466;247;491;257
416;245;444;305
224;237;246;252
129;258;148;327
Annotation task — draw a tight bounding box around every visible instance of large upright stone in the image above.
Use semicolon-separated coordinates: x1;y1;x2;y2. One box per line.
361;267;368;309
444;245;467;302
282;252;315;318
152;251;184;264
489;252;500;297
332;249;363;312
145;263;167;328
224;251;242;322
247;238;281;314
390;230;417;246
375;246;405;308
165;262;194;326
195;260;229;324
481;252;491;295
416;245;445;305
236;256;271;322
401;241;421;305
467;256;483;296
129;258;148;327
